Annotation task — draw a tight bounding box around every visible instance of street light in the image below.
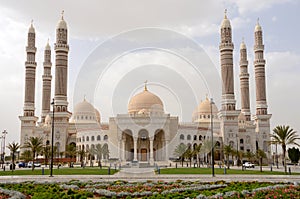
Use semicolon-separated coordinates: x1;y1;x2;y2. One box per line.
210;98;215;177
2;130;7;168
50;98;55;177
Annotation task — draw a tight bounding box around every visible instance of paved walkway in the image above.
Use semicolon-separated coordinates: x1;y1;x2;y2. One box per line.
0;167;300;183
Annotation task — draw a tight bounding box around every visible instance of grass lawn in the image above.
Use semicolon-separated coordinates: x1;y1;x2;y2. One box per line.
159;167;299;175
0;166;118;176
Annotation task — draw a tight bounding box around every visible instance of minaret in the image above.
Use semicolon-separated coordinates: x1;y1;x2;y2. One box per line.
54;11;69;113
19;21;38;150
218;10;240;148
219;10;236;111
23;21;37;118
52;11;71;157
239;39;251;121
254;19;268;115
253;19;271;156
41;40;52;123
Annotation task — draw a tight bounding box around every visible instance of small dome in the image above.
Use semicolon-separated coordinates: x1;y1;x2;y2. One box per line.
255;19;262;32
192;97;218;123
73;99;99;123
28;22;35;33
57;11;67;29
221;10;231;29
240;40;246;49
128;85;164;115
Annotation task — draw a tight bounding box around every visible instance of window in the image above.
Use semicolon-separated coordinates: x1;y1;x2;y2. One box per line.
199;135;202;141
179;134;184;140
187;135;191;140
82;136;85;142
104;135;108;141
193;135;197;141
97;135;101;141
240;139;244;144
86;136;89;141
91;136;94;141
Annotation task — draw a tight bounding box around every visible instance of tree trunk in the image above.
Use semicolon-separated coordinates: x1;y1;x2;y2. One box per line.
260;157;262;172
283;147;287;174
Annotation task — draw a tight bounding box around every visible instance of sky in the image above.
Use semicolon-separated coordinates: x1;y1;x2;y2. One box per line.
0;0;299;154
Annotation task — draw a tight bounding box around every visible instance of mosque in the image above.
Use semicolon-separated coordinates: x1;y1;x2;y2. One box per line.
19;11;271;165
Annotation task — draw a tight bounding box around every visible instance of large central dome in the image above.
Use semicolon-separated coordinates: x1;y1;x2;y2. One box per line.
128;85;164;115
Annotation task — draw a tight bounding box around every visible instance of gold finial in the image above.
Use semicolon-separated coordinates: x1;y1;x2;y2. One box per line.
257;17;260;25
61;10;64;20
205;93;208;100
31;19;33;25
224;9;227;19
144;80;148;91
84;94;86;101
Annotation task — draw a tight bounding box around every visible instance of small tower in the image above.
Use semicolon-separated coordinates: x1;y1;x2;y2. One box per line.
19;21;38;149
253;19;272;156
239;39;251;121
41;40;52;123
218;10;240;148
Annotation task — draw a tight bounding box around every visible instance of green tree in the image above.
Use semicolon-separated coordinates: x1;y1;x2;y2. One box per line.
184;146;193;167
7;142;20;172
288;147;300;164
22;137;43;171
41;145;51;166
193;144;202;167
256;149;267;172
245;151;255;162
20;150;32;162
65;144;77;167
173;143;187;167
223;145;233;169
270;125;300;173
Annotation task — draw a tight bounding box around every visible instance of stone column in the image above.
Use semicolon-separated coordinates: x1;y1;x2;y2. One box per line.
133;138;138;161
122;139;126;161
118;140;121;161
149;138;154;164
165;140;169;161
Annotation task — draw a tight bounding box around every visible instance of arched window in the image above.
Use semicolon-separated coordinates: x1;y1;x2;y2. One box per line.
229;141;234;147
179;134;184;140
104;135;108;141
240;139;244;144
91;136;95;141
193;143;197;150
97;135;101;141
263;141;268;152
86;136;89;141
187;135;191;140
82;136;85;142
199;135;202;141
193;135;197;141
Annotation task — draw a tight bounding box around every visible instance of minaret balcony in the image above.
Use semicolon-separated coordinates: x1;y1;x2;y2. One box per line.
55;44;69;50
26;47;37;53
219;43;234;50
254;60;266;65
254;45;264;51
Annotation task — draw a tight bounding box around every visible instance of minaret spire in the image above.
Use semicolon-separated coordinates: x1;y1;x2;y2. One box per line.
144;80;148;91
254;19;267;115
41;39;52;123
239;39;251;121
23;21;37;117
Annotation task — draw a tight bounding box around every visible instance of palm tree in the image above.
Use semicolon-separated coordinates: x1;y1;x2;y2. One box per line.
245;151;255;162
173;143;187;167
270;125;300;173
93;144;103;167
7;142;20;172
65;144;77;167
77;148;86;167
22;137;43;171
184;146;193;167
193;144;202;167
256;149;266;172
223;145;233;169
102;144;110;160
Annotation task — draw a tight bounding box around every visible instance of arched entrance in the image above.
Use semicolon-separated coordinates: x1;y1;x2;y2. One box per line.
154;129;166;161
122;130;134;161
138;129;150;162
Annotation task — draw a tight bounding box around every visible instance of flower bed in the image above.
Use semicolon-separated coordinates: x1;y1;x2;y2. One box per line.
0;180;299;198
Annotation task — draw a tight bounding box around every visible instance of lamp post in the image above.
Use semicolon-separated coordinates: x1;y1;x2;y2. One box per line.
0;136;3;167
50;98;55;177
210;98;215;177
2;130;7;168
